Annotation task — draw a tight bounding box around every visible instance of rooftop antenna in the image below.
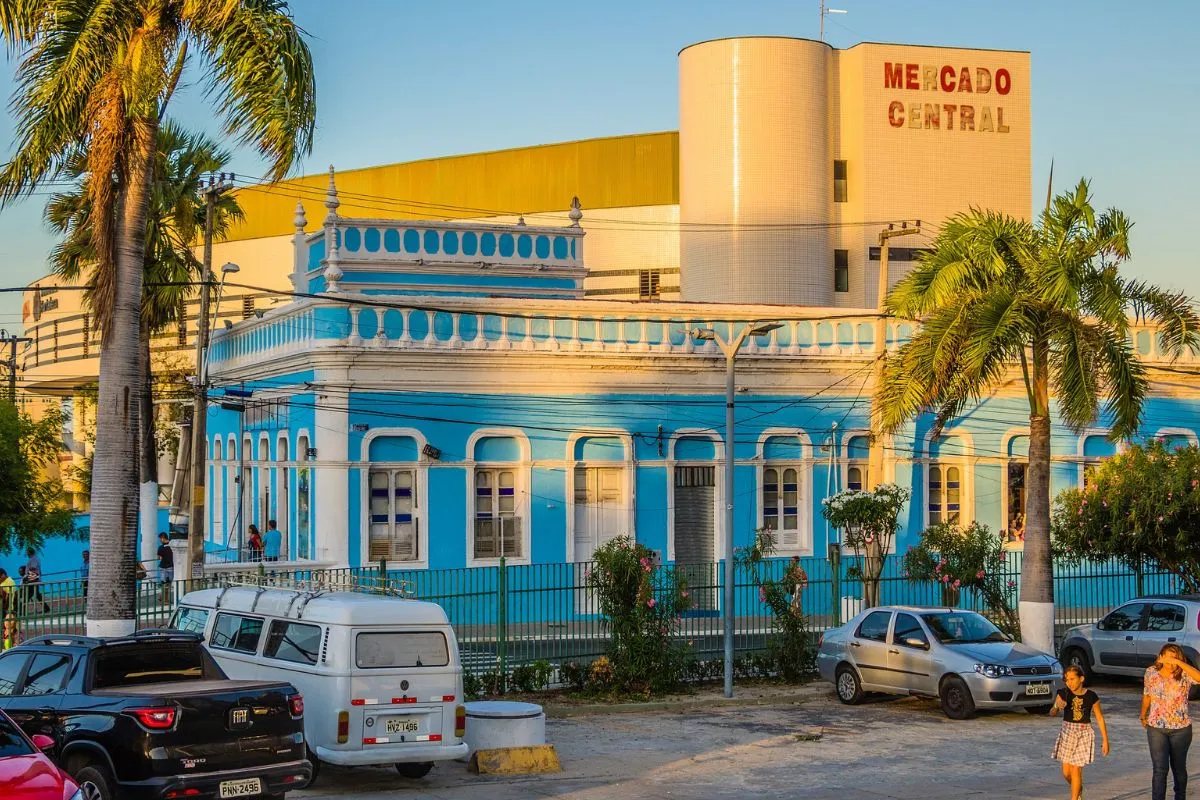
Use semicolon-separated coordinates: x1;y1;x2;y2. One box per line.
820;0;847;41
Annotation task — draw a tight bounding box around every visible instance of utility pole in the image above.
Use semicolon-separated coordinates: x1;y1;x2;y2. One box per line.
867;221;921;489
186;173;234;578
0;329;32;403
819;0;847;41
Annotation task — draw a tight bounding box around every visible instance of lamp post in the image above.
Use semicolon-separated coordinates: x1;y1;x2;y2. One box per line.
689;320;783;698
186;261;240;578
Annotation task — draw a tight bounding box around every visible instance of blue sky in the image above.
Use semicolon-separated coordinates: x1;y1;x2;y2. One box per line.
0;0;1197;328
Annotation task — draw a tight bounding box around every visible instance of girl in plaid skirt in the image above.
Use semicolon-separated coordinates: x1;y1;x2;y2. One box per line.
1051;665;1111;800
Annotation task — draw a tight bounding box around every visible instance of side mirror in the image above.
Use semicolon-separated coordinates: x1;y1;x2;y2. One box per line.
904;637;930;651
31;734;54;753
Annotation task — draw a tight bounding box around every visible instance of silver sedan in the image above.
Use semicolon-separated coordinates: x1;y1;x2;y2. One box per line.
816;605;1063;719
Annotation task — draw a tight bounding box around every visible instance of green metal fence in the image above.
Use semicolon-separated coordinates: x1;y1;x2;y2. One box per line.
3;556;1184;681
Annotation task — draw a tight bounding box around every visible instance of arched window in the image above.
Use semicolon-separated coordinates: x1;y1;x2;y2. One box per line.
467;431;530;565
927;434;968;528
758;433;810;553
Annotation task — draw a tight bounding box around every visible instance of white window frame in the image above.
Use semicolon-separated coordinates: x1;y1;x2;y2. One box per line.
666;429;725;563
210;438;224;546
755;429;813;555
465;428;531;567
358;428;431;569
921;429;974;530
225;435;237;546
565;430;635;563
275;434;289;560
295;431;312;562
841;430;871;493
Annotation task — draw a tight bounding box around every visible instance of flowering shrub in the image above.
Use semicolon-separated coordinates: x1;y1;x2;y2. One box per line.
587;537;692;695
736;530;816;682
901;521;1020;637
822;484;910;607
1053;440;1200;592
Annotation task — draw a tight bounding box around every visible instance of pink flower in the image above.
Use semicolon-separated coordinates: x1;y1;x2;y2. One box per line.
758;587;767;603
902;571;909;578
647;598;657;608
1102;501;1108;507
1007;580;1016;588
942;575;951;583
934;563;942;573
952;579;961;589
976;570;985;579
681;590;689;599
1082;499;1087;506
1192;479;1198;489
1158;516;1164;523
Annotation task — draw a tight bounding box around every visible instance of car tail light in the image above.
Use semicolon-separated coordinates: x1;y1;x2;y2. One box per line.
336;710;349;744
128;706;178;731
455;705;465;738
164;790;202;798
288;693;304;718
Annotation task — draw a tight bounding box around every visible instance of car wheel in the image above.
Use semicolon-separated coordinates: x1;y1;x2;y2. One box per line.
1061;647;1093;681
301;746;320;788
396;761;435;779
1026;704;1055;715
74;765;114;800
939;675;976;720
834;664;865;705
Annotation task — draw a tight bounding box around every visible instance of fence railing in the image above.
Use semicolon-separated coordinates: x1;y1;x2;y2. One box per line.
2;556;1182;680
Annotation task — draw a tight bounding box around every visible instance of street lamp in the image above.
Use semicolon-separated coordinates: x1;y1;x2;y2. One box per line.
688;320;783;699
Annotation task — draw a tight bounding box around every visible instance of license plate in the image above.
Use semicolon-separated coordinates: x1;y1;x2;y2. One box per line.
219;778;262;798
1025;683;1051;696
386;717;420;735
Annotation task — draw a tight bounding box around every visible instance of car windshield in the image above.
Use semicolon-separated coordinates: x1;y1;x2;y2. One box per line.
0;714;33;757
920;611;1009;644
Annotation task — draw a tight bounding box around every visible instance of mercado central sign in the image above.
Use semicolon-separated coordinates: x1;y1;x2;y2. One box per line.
884;62;1013;133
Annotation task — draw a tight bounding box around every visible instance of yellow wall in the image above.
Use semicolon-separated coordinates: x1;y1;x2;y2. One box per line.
228;131;680;243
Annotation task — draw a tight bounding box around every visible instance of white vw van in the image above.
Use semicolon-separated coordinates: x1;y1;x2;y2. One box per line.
171;584;468;783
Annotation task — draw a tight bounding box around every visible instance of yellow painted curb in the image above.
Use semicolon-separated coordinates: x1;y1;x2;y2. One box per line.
468;744;561;775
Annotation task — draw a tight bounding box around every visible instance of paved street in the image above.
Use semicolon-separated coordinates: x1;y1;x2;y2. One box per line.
296;679;1168;799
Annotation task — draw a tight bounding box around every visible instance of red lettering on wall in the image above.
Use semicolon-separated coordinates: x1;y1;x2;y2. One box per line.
923;103;940;130
888;100;905;127
905;63;919;90
975;68;992;94
943;104;957;130
957;67;973;93
939;65;956;92
996;68;1011;95
960;105;976;131
884;63;904;89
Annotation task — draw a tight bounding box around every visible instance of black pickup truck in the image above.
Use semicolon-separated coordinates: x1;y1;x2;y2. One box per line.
0;630;311;799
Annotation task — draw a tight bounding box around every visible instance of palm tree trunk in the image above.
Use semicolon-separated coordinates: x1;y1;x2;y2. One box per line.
1019;340;1055;653
87;118;158;637
138;326;159;570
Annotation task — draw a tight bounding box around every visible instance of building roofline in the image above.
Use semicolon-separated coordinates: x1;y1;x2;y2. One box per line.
679;35;1028;56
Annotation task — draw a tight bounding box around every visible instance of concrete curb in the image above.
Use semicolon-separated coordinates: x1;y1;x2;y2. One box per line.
543;683;828;718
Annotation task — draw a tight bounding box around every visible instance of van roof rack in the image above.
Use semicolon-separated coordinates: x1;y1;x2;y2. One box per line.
217;572;416;600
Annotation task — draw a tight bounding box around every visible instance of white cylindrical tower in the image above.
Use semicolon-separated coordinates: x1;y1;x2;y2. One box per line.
679;37;832;305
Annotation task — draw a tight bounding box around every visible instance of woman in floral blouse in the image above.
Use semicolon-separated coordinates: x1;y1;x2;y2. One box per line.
1142;643;1200;800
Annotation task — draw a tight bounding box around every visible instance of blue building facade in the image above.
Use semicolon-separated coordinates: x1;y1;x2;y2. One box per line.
201;172;1200;581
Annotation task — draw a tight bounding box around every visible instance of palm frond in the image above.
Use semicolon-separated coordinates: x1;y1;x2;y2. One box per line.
188;0;316;180
1048;312;1102;431
1119;278;1200;358
1096;325;1148;440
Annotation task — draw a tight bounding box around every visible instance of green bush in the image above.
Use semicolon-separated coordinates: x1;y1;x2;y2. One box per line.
902;521;1020;637
558;660;588;692
736;531;817;682
587;537;692;696
510;660;553;693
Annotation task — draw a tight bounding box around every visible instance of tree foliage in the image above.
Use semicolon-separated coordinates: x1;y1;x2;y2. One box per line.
0;402;74;553
736;531;815;682
1053;441;1200;592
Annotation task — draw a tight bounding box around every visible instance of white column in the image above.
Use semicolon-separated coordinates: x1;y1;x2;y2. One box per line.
313;367;351;566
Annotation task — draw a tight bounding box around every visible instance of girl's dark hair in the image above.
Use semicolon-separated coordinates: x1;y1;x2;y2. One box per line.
1064;665;1086;681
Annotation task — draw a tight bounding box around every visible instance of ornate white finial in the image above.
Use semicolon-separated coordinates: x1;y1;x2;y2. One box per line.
323;165;340;224
517;215;526;226
293;201;307;232
568;196;583;227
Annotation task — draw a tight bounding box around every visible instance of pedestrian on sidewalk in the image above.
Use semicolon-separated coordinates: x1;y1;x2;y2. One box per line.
1142;643;1200;800
246;524;264;562
263;520;282;563
0;569;14;621
1051;664;1110;800
1;613;18;650
157;533;174;605
23;549;48;613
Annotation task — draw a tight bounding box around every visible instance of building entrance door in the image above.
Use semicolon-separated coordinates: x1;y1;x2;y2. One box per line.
674;466;716;611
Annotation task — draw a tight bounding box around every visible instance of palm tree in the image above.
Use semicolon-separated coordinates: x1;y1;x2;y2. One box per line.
0;1;315;636
45;121;243;566
876;179;1200;653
